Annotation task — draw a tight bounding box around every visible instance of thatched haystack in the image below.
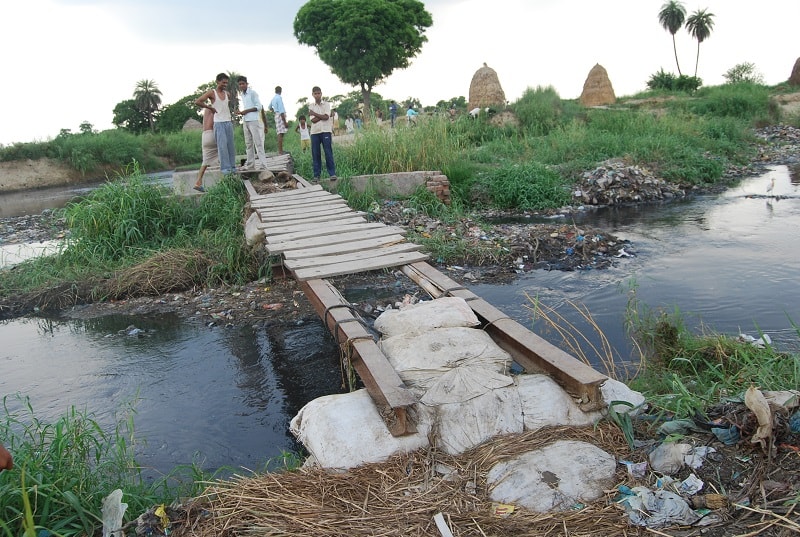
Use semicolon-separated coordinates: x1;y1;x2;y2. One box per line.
580;64;616;107
790;57;800;86
468;63;506;110
182;118;203;131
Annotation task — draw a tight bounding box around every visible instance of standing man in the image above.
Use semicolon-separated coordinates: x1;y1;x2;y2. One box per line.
269;86;288;155
236;76;269;171
307;86;337;182
195;73;236;174
389;100;398;127
193;107;218;192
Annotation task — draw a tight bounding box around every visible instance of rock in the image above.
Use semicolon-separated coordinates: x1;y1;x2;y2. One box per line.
580;64;616;107
789;57;800;86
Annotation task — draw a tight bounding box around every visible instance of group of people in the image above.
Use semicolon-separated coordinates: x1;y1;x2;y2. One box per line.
192;74;336;189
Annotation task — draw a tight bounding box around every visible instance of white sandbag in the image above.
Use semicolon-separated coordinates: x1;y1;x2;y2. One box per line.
244;212;265;246
600;377;646;415
487;440;616;512
418;385;523;455
421;365;513;405
290;389;429;469
517;375;596;430
373;296;480;337
380;327;512;394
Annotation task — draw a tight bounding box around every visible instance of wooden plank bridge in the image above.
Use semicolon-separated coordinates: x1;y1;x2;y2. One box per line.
244;176;608;437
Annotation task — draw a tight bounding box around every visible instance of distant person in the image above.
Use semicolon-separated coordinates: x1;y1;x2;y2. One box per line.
269;86;288;155
389;100;398;127
354;109;363;130
406;105;418;126
195;73;235;174
448;105;456;121
331;108;340;136
236;76;269;171
307;86;337;182
0;442;12;471
193;107;218;192
295;115;310;152
375;109;384;125
345;116;354;134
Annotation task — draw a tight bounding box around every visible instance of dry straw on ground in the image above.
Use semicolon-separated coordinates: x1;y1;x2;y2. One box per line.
104;249;213;299
170;425;636;537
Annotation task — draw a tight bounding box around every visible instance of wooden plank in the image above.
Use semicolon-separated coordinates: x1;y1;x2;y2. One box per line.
300;278;418;436
262;184;323;198
292;251;429;281
266;226;407;255
283;234;408;260
261;216;367;235
258;212;367;229
400;262;607;410
284;242;424;270
259;205;354;222
259;199;347;212
265;222;386;244
252;190;341;206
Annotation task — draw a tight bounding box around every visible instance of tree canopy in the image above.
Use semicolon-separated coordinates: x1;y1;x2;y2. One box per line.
293;0;432;116
685;8;715;77
658;1;686;76
133;79;162;132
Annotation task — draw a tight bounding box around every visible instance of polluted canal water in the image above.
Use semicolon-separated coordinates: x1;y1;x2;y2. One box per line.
1;165;799;476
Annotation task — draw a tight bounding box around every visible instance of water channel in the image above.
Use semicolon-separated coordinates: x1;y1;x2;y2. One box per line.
1;166;799;477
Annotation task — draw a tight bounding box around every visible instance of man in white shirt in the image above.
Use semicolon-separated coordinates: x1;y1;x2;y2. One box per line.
237;76;269;171
307;86;337;182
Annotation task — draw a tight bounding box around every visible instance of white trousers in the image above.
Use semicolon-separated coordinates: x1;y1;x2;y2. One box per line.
243;120;269;168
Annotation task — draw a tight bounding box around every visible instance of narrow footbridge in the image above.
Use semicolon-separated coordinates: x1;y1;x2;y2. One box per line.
244;176;607;437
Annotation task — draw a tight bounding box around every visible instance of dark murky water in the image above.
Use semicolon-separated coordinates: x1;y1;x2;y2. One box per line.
1;166;799;475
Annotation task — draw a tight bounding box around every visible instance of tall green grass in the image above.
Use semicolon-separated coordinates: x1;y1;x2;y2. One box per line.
0;394;223;537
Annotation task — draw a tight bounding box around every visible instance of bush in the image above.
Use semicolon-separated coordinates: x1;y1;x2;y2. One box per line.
647;69;702;93
513;86;563;136
723;62;765;85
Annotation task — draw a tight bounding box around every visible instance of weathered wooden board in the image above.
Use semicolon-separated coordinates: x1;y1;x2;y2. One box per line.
261;216;367;235
299;278;418;436
265;222;391;244
257;212;367;229
251;191;341;208
266;227;407;255
261;184;323;198
292;251;429;281
258;205;354;222
282;234;408;260
283;242;423;270
258;200;349;219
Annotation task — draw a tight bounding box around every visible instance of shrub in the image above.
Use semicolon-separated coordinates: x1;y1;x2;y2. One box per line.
647;69;702;93
513;86;563;136
723;62;765;85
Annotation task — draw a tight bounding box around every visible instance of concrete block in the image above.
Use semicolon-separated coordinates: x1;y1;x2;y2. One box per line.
172;169;225;196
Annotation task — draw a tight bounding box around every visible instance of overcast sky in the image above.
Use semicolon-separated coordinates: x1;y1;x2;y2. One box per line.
2;0;798;146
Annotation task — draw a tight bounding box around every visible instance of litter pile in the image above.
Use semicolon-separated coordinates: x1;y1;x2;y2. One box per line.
573;159;687;206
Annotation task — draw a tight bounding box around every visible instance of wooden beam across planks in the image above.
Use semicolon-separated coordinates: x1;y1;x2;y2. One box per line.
265;222;388;244
266;226;406;255
258;205;354;223
251;191;344;209
257;200;349;219
291;250;429;281
400;261;608;411
299;278;418;436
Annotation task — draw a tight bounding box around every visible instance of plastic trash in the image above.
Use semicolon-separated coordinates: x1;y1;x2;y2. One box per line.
679;473;704;495
790;410;800;434
620;487;701;528
711;425;740;445
620;460;648;479
101;489;128;537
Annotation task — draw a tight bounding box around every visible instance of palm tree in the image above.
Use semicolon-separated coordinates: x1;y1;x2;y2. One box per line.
133;79;162;132
658;1;686;76
685;9;715;77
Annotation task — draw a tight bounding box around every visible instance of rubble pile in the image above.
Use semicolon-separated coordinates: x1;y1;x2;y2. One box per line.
754;125;800;166
574;159;686;206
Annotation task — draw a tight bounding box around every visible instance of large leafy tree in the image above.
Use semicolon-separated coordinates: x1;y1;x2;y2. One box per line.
133;79;162;132
158;94;200;133
112;99;149;134
293;0;432;120
658;1;686;76
685;9;715;77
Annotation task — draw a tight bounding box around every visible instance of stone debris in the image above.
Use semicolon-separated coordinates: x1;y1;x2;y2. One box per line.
574;159;686;206
0;209;67;245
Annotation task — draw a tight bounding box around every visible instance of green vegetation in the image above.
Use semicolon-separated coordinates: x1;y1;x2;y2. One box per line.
0;164;262;299
0;394;283;537
293;0;433;116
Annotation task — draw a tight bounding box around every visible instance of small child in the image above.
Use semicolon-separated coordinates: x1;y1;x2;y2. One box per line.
295;115;310;152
